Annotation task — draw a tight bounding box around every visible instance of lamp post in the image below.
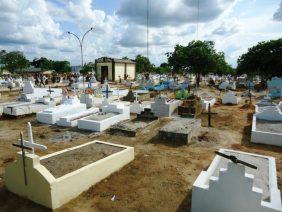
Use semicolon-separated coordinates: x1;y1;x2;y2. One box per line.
67;27;94;90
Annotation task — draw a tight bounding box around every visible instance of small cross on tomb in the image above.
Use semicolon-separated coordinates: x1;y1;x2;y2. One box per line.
202;103;217;127
102;80;113;99
215;151;257;170
13;122;47;185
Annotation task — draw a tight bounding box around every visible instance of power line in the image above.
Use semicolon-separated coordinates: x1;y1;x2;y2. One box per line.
197;0;200;40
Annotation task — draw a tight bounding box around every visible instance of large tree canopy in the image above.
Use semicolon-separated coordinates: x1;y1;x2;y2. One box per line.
52;61;71;73
237;39;282;79
167;40;232;83
31;57;53;70
1;51;29;72
135;55;154;73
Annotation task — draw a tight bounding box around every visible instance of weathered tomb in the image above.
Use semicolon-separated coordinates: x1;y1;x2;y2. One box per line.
222;91;241;105
191;149;282;212
159;117;201;145
178;95;202;118
5;140;134;209
77;102;130;132
110;118;158;137
200;94;216;111
130;101;151;114
37;96;87;124
151;96;180;117
80;93;103;108
56;107;100;127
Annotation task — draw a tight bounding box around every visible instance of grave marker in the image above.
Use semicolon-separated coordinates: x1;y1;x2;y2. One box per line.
202;103;217;127
12;132;32;185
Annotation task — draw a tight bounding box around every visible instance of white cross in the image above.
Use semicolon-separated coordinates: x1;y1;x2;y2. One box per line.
18;122;47;154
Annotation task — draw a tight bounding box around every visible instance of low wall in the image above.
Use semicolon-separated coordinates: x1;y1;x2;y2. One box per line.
5;140;134;209
251;116;282;147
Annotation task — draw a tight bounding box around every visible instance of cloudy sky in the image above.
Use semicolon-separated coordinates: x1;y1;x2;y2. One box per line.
0;0;281;67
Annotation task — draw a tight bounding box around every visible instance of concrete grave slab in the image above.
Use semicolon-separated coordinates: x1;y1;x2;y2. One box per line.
78;102;130;132
56;107;100;127
159;117;201;145
110;118;158;137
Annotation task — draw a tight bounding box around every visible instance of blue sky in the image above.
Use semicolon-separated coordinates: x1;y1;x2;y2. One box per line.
0;0;281;67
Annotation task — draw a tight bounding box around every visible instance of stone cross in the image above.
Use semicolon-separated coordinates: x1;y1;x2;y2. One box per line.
12;132;32;185
22;122;48;154
202;103;217;127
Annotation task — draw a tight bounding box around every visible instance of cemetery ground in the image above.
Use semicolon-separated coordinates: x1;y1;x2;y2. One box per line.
0;87;282;211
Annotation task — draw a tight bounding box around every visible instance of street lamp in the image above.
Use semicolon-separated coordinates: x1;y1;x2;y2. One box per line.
67;27;94;89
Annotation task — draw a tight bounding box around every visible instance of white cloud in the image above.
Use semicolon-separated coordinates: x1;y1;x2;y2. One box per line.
273;0;282;21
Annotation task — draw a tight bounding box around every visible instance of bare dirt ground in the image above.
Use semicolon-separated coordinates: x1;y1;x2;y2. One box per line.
0;86;281;212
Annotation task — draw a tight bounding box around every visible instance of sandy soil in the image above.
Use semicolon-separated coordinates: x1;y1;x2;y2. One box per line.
0;86;281;212
41;143;124;178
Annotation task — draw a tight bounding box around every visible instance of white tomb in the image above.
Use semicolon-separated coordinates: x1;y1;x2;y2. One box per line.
57;107;100;127
37;96;87;124
191;149;282;212
20;81;62;103
78;102;130;132
222;91;241;105
3;98;56;116
80;93;103;108
151;96;180;117
130;101;151;114
251;103;282;146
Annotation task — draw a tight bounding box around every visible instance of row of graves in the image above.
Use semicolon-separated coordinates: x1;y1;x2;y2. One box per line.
3;77;282;211
0;81;62;116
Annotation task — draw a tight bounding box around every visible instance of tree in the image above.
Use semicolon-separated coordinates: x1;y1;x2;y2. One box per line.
80;62;94;74
52;61;71;73
167;40;231;85
135;55;154;73
237;39;282;79
31;57;53;70
1;51;29;72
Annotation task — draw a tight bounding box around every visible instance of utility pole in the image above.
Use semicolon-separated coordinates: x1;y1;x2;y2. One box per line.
67;27;94;90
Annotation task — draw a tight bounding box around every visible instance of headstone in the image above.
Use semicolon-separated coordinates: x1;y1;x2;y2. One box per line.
23;81;34;94
151;96;180;117
256;103;282;121
222;91;241;105
200;94;216;111
268;77;282;98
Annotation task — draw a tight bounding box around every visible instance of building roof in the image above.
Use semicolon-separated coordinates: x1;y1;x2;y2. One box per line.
95;57;136;64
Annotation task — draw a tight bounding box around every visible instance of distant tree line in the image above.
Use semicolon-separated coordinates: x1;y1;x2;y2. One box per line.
0;51;71;73
1;38;281;78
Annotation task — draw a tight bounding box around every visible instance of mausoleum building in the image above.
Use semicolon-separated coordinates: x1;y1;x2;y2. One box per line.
95;57;136;83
